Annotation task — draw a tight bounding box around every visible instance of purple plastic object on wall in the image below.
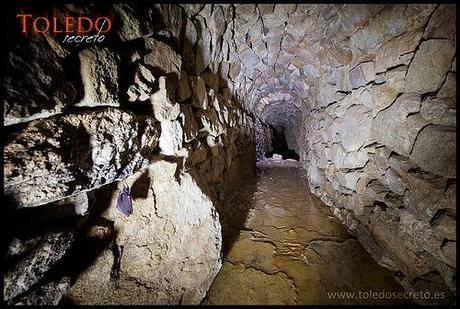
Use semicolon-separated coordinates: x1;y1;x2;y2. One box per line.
116;185;133;216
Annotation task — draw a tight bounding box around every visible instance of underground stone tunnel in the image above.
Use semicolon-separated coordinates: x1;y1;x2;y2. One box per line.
2;3;456;305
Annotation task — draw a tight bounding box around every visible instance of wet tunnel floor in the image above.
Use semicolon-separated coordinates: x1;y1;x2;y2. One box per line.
203;160;409;305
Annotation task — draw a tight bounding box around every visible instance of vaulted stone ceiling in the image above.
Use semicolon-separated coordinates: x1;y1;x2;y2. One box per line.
223;4;437;148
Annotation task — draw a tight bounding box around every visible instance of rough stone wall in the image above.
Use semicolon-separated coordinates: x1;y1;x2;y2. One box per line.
255;120;274;159
66;161;222;304
301;5;456;297
3;3;263;305
218;3;456;300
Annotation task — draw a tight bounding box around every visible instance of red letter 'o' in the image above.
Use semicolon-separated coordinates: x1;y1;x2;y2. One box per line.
33;17;50;33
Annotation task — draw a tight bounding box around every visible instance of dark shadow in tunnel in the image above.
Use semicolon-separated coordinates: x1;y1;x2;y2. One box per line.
218;179;258;258
51;182;121;305
131;170;151;200
265;128;300;161
1;189;114;304
2;134;122;305
185;134;258;259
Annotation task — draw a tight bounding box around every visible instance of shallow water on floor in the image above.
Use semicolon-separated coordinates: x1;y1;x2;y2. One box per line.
203;160;409;305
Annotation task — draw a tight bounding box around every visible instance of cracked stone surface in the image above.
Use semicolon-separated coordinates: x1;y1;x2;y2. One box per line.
203;160;407;305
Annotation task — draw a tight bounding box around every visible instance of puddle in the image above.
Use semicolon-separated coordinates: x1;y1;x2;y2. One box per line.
203;161;409;305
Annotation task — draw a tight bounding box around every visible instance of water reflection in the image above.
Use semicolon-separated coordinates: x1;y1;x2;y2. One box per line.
203;160;409;305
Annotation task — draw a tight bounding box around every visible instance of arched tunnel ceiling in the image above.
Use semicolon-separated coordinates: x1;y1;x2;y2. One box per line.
261;100;301;132
225;3;435;128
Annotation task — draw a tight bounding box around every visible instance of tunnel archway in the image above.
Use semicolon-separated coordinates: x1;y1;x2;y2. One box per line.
2;3;456;306
259;99;302;160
